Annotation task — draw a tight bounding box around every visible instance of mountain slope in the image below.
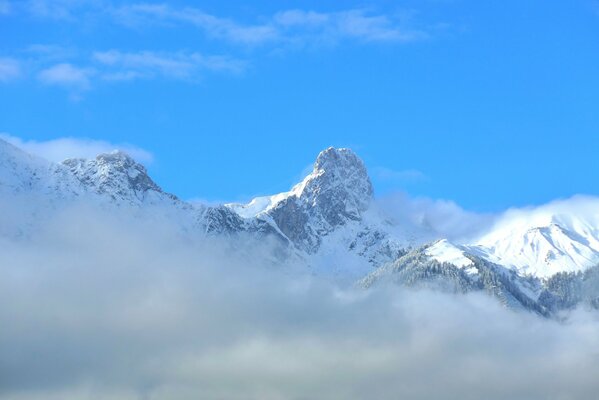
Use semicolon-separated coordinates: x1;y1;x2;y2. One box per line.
62;151;179;206
466;199;599;277
2;137;599;315
0;138;81;198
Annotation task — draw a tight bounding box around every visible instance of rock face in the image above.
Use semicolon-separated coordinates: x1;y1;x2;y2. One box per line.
267;147;374;253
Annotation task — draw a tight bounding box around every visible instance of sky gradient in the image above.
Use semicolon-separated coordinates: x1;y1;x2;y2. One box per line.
1;0;599;211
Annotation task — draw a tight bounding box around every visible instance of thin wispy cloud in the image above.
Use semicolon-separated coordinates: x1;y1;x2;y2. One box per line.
25;0;100;20
275;9;427;43
0;57;21;81
0;133;154;163
37;63;94;89
112;4;428;46
2;2;433;96
112;3;280;45
18;0;431;46
24;44;78;61
9;49;244;94
93;50;246;81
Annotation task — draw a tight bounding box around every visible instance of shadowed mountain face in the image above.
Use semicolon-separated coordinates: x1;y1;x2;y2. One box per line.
1;137;599;316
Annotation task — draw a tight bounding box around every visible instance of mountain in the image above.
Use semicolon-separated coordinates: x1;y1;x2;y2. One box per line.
228;147;373;253
0;138;80;198
466;200;599;277
226;147;407;278
1;138;599;316
359;240;550;315
62;151;179;206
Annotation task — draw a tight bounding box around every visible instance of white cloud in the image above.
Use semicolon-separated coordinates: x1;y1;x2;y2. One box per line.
112;5;427;46
0;202;598;400
274;9;427;43
93;50;246;81
37;63;94;89
25;44;77;61
21;2;429;46
25;0;99;20
375;192;496;242
0;57;21;81
0;133;154;163
113;3;279;45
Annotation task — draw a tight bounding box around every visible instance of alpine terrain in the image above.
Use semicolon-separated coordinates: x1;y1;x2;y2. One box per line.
1;138;598;317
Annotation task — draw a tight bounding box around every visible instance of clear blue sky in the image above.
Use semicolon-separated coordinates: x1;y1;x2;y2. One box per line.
1;0;599;211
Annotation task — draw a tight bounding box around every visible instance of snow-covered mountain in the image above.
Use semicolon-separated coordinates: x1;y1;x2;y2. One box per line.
466;199;599;277
2;137;599;315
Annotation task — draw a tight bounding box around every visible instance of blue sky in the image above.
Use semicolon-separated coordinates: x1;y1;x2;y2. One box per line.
1;0;599;211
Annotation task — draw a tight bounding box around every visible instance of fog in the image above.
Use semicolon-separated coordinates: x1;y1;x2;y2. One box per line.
1;203;599;400
375;192;497;242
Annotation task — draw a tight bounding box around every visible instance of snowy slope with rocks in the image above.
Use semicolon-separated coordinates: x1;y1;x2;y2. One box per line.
2;137;599;315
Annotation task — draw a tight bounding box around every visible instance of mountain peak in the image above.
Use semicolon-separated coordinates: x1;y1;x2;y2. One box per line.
296;146;373;210
62;151;171;203
96;149;136;163
261;147;374;252
314;147;363;171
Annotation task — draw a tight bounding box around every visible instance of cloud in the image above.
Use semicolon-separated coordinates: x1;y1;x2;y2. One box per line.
19;2;430;46
0;133;154;163
112;5;428;46
25;0;100;20
2;49;243;94
0;201;598;400
375;192;496;242
93;50;246;81
0;5;430;95
279;8;427;44
478;195;599;241
0;57;21;81
112;3;280;45
24;44;77;61
37;63;94;89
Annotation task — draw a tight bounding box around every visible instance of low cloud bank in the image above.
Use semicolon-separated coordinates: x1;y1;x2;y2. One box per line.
1;202;599;400
374;192;497;243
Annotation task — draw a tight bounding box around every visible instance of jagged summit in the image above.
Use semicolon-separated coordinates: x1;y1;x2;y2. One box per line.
224;147;375;253
297;147;373;212
227;147;373;218
314;147;369;177
62;150;176;204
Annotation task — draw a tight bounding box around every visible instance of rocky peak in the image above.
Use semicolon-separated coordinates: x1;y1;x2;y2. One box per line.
62;151;172;203
294;147;373;218
267;147;374;253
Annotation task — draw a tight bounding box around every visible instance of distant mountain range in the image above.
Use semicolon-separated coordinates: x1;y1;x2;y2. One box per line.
2;138;598;316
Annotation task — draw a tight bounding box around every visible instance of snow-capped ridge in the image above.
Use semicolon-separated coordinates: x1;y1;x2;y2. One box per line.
466;196;599;278
227;147;373;219
426;239;474;270
61;150;177;204
225;147;376;254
